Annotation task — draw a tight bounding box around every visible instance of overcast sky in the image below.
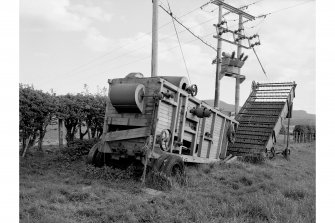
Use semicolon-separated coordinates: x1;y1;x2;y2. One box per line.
19;0;315;113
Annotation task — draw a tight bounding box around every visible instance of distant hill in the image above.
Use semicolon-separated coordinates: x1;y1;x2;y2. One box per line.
289;110;315;126
202;99;240;112
203;99;315;126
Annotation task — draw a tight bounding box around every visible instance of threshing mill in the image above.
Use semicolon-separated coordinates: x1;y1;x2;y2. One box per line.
88;74;238;176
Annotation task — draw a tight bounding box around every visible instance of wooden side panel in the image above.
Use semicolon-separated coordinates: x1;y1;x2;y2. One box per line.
204;116;213;135
176;95;186;136
187;101;198;112
183;132;193;142
197;118;203;144
155;101;173;134
209;116;223;159
200;141;210;158
105;127;150;141
219;119;231;159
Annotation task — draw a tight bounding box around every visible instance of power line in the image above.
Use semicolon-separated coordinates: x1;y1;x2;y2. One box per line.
59;1;211;77
61;0;261;78
243;0;314;26
92;32;216;74
263;0;314;16
60;21;215;78
159;4;216;51
62;0;260;78
167;0;191;83
53;0;266;82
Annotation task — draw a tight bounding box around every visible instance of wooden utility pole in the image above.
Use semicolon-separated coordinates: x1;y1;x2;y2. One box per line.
151;0;158;77
214;4;223;108
235;14;243;114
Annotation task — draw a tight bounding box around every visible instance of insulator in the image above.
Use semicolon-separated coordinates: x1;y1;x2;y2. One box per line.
242;55;249;61
231;51;235;59
239;53;244;60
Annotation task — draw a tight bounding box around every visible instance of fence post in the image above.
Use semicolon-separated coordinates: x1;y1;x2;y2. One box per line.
58;119;64;148
299;132;301;143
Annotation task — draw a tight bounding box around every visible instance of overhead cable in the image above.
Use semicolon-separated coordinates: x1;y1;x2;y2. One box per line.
167;0;191;83
159;4;217;51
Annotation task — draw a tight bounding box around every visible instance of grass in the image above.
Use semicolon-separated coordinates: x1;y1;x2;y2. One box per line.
20;141;315;223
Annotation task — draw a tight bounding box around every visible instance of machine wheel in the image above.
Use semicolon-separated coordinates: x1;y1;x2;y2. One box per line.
152;153;170;172
146;154;186;190
269;147;276;159
161;155;185;177
159;129;172;152
282;148;291;160
87;142;107;167
87;142;100;164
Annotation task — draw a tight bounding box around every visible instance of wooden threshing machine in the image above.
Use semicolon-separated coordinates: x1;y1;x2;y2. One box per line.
88;74;238;176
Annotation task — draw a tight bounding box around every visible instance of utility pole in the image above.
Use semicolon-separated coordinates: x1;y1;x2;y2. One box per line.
235;14;243;114
214;4;223;108
211;0;255;115
151;0;158;77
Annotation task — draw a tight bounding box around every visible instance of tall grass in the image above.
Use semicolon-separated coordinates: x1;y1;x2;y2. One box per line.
20;142;315;223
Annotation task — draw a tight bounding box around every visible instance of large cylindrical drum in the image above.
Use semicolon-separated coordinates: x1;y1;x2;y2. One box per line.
109;83;145;113
159;76;189;90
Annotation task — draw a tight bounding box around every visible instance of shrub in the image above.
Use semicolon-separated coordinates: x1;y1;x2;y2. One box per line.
19;84;57;154
60;139;99;161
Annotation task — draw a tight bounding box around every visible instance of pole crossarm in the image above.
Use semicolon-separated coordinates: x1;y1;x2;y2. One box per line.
211;0;255;20
213;35;250;49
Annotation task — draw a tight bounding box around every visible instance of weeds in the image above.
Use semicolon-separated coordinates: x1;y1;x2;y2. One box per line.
282;187;306;200
83;164;140;181
20;141;315;223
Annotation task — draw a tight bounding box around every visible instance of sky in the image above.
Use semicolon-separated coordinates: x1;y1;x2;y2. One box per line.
19;0;315;114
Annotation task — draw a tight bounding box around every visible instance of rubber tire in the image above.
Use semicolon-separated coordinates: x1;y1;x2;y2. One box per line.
87;142;107;167
87;142;100;164
161;155;185;177
282;148;291;160
152;153;170;172
94;151;106;167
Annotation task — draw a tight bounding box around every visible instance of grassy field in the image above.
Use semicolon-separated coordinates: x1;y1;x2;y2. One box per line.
19;140;315;223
